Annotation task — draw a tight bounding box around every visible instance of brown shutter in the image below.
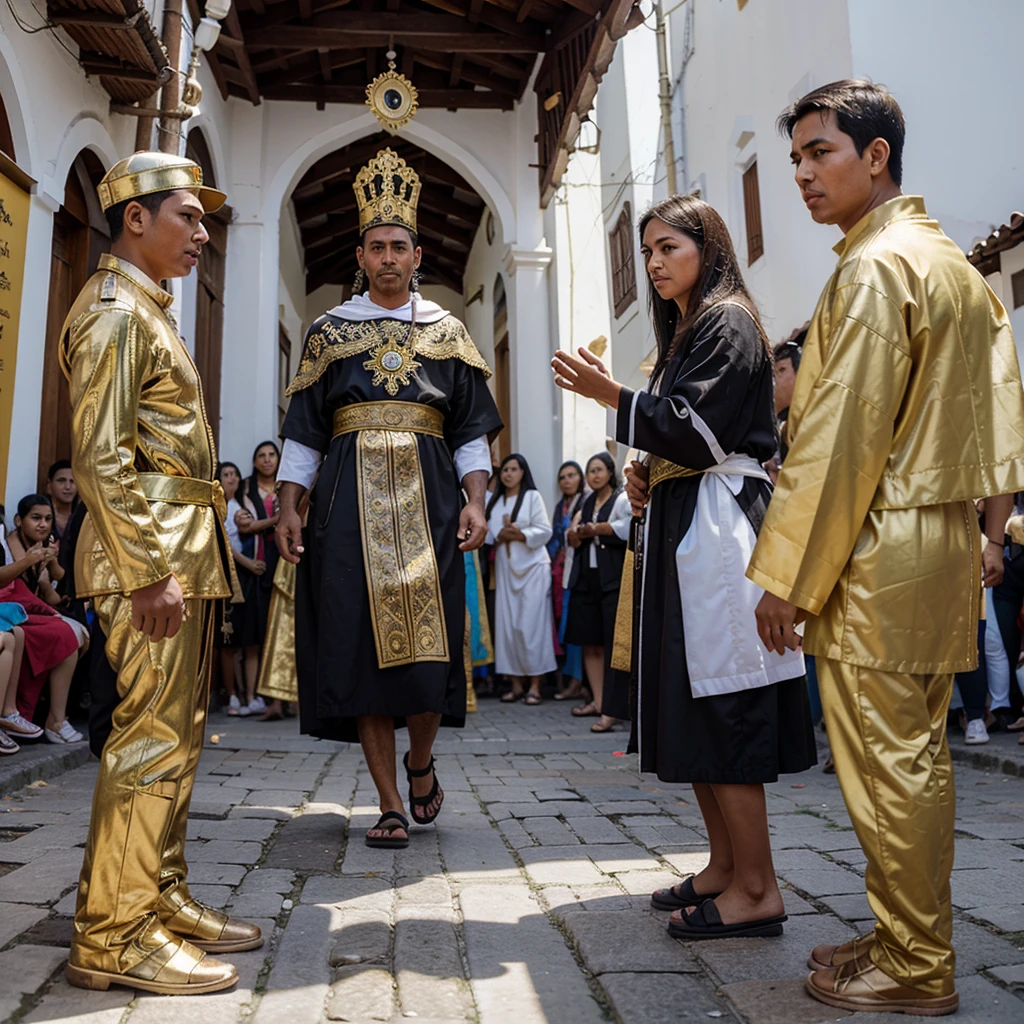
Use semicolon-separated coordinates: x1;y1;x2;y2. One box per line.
743;161;764;265
610;202;637;318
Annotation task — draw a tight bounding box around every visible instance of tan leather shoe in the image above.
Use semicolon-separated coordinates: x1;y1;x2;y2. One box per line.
159;884;264;953
807;932;875;971
806;955;958;1016
67;921;238;995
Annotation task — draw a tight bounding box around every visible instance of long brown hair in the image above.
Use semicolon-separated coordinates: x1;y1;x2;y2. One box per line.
639;194;770;381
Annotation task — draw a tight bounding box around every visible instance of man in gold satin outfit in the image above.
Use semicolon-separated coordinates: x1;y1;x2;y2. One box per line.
749;81;1024;1016
60;153;261;995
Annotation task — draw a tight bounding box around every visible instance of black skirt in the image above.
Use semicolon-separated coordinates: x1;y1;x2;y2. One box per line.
631;475;817;784
216;570;263;649
565;565;631;721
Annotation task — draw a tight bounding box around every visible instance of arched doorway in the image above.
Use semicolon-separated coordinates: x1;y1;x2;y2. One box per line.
37;150;107;489
492;274;510;463
0;88;15;161
186;128;228;446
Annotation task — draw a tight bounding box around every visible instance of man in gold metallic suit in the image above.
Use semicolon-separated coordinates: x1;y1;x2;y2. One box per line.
60;153;261;995
749;82;1024;1016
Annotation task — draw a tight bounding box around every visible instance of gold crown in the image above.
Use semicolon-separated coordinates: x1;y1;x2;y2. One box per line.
353;148;421;235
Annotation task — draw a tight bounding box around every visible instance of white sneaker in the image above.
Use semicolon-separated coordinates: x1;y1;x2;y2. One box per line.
44;720;84;744
227;695;242;716
1;712;43;739
247;697;266;714
964;718;990;745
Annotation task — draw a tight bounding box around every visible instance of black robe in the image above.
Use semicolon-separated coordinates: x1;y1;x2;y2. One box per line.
615;303;816;784
282;313;502;742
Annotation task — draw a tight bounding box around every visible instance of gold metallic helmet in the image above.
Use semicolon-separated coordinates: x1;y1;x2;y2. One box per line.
96;151;227;214
353;148;421;235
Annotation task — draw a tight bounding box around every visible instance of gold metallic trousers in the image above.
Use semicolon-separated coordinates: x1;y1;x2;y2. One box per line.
73;595;213;969
816;658;956;996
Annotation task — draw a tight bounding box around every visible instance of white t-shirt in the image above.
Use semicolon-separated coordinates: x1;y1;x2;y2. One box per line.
226;498;244;554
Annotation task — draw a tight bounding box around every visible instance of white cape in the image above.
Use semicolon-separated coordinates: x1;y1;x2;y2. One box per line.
328;291;450;324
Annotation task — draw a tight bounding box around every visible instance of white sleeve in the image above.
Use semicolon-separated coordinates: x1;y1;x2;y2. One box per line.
609;491;633;542
520;491;553;551
453;435;491;483
278;438;322;490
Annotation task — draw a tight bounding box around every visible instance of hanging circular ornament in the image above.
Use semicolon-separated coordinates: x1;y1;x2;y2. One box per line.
366;56;419;135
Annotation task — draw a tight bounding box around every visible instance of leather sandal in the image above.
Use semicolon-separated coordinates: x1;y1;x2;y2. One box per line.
650;875;722;911
806;954;959;1016
667;899;786;940
404;752;444;825
365;810;410;848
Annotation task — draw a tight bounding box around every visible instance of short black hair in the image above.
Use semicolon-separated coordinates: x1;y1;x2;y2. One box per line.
47;459;72;480
777;80;905;187
360;225;418;249
772;341;802;372
104;189;176;243
17;494;52;520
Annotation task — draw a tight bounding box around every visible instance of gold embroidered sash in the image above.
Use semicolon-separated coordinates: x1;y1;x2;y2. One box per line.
334;401;449;669
647;456;700;490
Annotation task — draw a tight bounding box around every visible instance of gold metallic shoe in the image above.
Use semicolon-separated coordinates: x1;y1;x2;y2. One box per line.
159;883;264;953
807;932;875;971
67;920;238;995
806;954;959;1016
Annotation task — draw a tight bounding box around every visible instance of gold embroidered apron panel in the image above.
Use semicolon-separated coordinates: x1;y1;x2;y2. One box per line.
334;402;449;670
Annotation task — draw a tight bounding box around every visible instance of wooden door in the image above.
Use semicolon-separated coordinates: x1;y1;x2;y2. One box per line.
194;210;227;447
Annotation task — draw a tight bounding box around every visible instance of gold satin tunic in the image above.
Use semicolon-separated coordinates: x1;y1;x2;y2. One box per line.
59;254;233;600
747;196;1024;673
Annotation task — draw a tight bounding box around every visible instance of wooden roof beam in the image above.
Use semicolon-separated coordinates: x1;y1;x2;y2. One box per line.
223;7;261;105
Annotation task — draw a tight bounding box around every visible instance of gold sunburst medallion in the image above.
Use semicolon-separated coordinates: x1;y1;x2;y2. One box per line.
363;338;420;396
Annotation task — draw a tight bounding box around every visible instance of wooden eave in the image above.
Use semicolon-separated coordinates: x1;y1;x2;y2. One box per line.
48;0;171;104
967;212;1024;277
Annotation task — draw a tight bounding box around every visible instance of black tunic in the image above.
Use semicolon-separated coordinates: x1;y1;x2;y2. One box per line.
282;313;502;742
615;303;816;784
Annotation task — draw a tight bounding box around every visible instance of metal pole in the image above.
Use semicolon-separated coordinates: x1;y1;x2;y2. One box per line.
158;0;184;154
655;0;677;195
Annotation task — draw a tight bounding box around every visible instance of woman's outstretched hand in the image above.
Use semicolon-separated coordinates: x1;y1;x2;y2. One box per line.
552;347;623;409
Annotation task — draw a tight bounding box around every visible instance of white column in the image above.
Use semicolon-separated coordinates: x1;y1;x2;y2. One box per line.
4;189;58;509
503;243;558;493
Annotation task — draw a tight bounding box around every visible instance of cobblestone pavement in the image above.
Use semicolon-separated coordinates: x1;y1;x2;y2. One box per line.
1;701;1023;1024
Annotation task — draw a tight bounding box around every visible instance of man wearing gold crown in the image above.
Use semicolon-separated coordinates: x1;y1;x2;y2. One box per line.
59;152;260;995
276;149;501;847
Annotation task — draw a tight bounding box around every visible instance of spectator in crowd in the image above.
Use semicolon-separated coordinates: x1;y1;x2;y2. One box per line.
236;441;281;718
46;460;79;543
991;494;1024;730
0;576;82;743
772;330;805;427
485;454;556;704
548;460;587;701
218;461;265;717
564;453;631;732
5;496;63;606
552;193;814;942
0;615;25;754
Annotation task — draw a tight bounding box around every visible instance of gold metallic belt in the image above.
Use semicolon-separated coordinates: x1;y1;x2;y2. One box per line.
648;456;700;490
333;401;445;439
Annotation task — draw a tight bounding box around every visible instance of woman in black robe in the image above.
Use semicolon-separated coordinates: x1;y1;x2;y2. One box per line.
552;195;815;941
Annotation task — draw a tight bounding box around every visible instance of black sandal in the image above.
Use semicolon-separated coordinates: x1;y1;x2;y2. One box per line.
667;899;786;940
365;810;410;848
404;752;444;826
650;875;722;911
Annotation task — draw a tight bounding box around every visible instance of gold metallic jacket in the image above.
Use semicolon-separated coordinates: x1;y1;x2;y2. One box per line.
60;255;234;600
747;197;1024;673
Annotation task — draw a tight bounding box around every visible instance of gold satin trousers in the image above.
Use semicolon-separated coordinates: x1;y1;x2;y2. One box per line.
816;657;956;996
73;595;213;969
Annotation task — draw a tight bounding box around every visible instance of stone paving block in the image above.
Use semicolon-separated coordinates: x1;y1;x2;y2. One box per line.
302;875;393;912
956;820;1024;841
189;884;232;909
539;884;631;913
0;901;48;949
438;825;520;882
328;909;393;966
184;839;264;864
241;789;307;808
692;913;857;985
325;965;396;1021
968;904;1024;932
460;884;607;1024
522;816;580;846
595;801;662;815
819;892;874;922
659;849;712;877
952;918;1024;975
0;942;69;1018
393;831;445;878
187;861;247;886
566;815;629;844
228;891;285;918
262;808;346;872
340;831;397;877
611;871;681;896
396;875;452;907
988;962;1024;986
559;909;699;973
490;801;598;819
226;804;292;820
720;978;853;1023
776;864;866;898
239;867;296;894
0;847;83;904
496;817;534;849
0;824;89;863
21;978;132;1024
395;913;474;1020
780;888;819;916
187;816;277;842
954;838;1024;869
600;970;732;1023
518;846;607;886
